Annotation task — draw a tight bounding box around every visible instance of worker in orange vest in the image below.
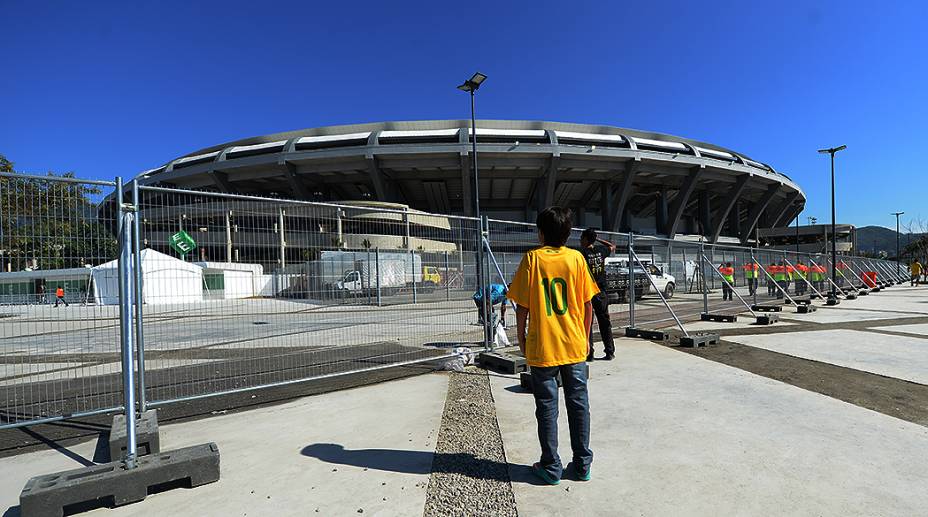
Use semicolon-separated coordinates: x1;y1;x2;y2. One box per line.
836;261;848;288
54;286;69;308
742;262;759;296
766;263;777;296
795;261;809;296
719;262;735;300
784;263;795;296
811;263;826;291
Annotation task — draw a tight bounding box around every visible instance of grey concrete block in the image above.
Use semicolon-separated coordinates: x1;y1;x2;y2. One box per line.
751;304;782;313
625;327;668;341
20;442;220;517
700;313;737;323
110;410;160;461
797;304;817;314
755;314;779;325
846;293;858;300
679;334;720;347
477;351;527;375
826;297;841;306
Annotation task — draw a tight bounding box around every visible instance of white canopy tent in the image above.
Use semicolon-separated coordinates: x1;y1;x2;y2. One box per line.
91;249;203;305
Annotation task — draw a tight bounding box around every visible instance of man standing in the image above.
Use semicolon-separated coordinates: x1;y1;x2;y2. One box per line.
54;286;69;308
911;259;922;286
578;228;616;361
719;262;734;301
509;206;599;485
743;262;758;296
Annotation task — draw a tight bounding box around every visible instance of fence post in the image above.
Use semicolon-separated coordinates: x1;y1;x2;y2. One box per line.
444;250;450;301
375;247;381;307
278;208;286;269
486;215;493;350
628;233;635;329
700;241;709;314
131;179;147;414
116;177;138;469
410;249;417;304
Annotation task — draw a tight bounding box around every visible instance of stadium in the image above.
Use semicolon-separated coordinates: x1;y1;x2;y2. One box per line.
129;120;805;245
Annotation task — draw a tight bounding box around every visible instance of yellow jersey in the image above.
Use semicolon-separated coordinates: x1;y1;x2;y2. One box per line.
507;246;600;367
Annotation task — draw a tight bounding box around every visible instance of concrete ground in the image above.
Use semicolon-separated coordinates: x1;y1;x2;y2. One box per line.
492;339;928;516
1;285;926;516
1;372;448;517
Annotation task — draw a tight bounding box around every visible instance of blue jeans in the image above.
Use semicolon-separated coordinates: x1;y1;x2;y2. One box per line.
531;362;592;479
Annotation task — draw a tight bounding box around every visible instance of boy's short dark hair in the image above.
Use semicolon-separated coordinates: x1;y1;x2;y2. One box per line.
580;228;597;244
536;206;573;247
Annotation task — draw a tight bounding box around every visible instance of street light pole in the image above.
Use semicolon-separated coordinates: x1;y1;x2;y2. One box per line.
458;72;490;346
818;145;847;304
892;211;904;277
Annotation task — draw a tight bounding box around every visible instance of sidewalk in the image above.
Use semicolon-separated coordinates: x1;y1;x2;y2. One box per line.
2;287;928;516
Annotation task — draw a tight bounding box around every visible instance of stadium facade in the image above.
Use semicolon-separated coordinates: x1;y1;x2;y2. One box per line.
131;120;805;244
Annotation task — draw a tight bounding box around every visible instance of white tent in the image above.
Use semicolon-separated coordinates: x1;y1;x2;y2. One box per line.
91;249;203;305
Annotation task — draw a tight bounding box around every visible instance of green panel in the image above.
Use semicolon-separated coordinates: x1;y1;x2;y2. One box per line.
203;274;225;291
0;282;35;296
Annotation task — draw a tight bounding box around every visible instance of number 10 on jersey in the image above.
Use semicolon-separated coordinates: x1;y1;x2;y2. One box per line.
542;277;568;316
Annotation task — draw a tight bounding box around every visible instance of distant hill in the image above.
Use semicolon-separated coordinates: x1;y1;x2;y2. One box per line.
856;226;926;257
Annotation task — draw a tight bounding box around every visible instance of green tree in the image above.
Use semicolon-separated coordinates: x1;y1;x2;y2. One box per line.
1;154;118;271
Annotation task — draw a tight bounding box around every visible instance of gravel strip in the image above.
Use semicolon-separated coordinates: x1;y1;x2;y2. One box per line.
423;367;518;517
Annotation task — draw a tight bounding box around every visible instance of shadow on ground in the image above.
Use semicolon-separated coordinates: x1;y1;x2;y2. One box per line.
301;443;544;484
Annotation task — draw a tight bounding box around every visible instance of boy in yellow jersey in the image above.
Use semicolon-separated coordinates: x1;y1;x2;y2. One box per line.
507;206;599;485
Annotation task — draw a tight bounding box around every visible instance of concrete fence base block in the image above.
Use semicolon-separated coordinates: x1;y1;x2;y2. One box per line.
700;313;737;323
859;289;871;295
826;297;841;306
477;351;527;375
797;304;817;314
751;304;782;313
755;314;779;325
679;333;720;347
625;327;668;341
110;410;160;461
20;442;220;517
846;293;858;300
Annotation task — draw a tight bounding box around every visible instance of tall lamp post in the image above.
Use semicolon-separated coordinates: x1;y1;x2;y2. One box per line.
892;211;904;277
457;72;490;346
818;144;847;304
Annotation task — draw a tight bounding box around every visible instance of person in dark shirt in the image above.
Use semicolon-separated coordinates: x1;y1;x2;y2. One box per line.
578;228;616;361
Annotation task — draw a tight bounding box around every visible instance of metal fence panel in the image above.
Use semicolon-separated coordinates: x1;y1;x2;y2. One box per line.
0;173;123;429
133;186;481;406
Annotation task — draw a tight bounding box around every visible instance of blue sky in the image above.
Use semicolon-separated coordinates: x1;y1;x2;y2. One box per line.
1;0;925;230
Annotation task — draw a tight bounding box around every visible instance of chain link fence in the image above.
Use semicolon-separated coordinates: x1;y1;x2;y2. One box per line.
0;171;912;429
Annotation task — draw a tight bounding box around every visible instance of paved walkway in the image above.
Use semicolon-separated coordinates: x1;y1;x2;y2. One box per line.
492;338;928;516
2;285;927;516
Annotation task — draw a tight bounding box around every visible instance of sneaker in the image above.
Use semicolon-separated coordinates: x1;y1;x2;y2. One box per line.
603;354;615;361
531;463;560;485
576;465;591;482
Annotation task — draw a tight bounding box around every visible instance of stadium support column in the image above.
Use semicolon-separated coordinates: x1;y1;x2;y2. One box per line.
666;166;703;239
739;184;780;244
610;160;637;232
710;175;749;243
600;181;613;231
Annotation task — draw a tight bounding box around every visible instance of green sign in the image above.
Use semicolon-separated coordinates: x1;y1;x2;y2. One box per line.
169;230;197;256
